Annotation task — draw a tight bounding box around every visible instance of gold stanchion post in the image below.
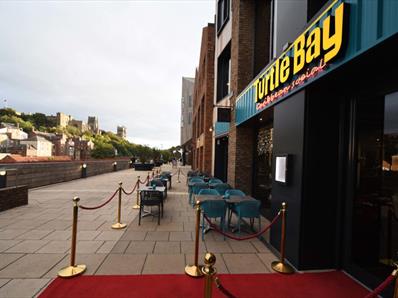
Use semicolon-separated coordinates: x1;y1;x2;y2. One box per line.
112;182;127;229
202;253;217;298
58;197;86;278
271;202;294;274
185;201;204;277
133;176;140;209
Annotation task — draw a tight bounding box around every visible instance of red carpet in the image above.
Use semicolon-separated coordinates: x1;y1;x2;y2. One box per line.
39;271;370;298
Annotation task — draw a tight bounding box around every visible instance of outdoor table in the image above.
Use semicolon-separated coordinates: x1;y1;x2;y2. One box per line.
224;196;259;232
194;194;224;234
194;194;223;204
188;181;209;194
224;195;258;204
139;186;166;217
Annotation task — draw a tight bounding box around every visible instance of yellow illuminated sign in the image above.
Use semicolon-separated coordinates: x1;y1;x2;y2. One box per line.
254;1;346;109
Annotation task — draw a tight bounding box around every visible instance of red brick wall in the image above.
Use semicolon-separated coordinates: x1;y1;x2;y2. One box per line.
0;186;28;212
228;0;256;193
192;24;215;174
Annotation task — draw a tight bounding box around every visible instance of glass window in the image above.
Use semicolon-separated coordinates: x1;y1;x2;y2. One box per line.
254;123;274;219
351;91;398;283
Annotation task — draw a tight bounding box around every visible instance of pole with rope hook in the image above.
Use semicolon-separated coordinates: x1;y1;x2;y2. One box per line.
185;201;204;277
132;176;140;209
112;182;127;229
58;197;86;278
271;202;294;274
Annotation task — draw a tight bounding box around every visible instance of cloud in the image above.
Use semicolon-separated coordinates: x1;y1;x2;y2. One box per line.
0;0;214;149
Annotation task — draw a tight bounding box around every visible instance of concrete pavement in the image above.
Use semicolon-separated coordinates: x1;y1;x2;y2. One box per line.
0;165;277;297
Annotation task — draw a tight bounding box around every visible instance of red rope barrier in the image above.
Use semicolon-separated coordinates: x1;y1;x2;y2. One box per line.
215;277;237;298
79;189;119;210
139;176;149;185
364;274;396;298
122;182;138;195
203;212;281;241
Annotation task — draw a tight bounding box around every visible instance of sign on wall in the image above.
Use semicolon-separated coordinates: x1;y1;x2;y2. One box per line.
254;0;346;112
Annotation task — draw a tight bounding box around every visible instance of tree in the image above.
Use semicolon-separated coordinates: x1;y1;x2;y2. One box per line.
91;142;115;158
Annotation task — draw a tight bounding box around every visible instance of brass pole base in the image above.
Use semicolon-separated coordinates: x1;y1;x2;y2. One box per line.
58;264;86;278
271;261;295;274
132;205;140;209
111;223;127;229
185;264;204;277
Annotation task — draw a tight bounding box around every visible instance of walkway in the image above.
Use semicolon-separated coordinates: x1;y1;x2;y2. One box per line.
0;165;277;297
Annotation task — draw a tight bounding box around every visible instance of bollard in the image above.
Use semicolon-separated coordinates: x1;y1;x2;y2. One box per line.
271;202;294;274
112;182;127;229
177;168;181;183
113;162;117;172
185;202;204;277
147;172;150;183
81;163;87;178
58;197;86;278
0;169;6;188
202;253;217;298
132;176;140;209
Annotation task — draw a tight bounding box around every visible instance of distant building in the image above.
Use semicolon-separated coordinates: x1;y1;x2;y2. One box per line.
20;136;53;157
180;77;194;165
0;123;28;140
56;112;71;127
87;116;99;134
69;119;88;132
117;126;127;139
192;24;215;174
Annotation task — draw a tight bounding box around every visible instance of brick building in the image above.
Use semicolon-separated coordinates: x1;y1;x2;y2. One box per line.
180;77;195;166
191;24;215;174
206;0;398;294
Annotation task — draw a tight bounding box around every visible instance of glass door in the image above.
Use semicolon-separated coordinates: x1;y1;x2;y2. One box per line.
347;92;398;295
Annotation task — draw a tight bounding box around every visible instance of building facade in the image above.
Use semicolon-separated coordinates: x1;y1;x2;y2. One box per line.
87;116;99;134
180;77;195;165
214;0;397;295
192;24;215;174
117;126;127;139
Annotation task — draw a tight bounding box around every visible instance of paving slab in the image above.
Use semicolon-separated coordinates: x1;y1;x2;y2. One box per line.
96;241;117;254
169;231;192;241
0;240;21;253
16;230;53;240
142;254;185;274
0;254;65;278
95;254;146;275
36;240;70;254
125;241;155;254
153;241;181;254
6;240;49;253
75;241;104;254
145;231;170;241
0;279;50;298
222;253;270;273
0;254;23;271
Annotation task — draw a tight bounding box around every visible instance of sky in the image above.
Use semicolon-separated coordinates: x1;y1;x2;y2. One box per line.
0;0;214;149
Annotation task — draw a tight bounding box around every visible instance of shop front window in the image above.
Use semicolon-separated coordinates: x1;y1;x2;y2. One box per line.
352;91;398;284
254;124;273;219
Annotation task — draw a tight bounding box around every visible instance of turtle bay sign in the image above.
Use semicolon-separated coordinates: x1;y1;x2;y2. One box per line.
254;0;346;111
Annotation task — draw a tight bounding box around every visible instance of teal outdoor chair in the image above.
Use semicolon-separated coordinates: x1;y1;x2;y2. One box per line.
232;200;261;236
224;189;246;223
198;188;220;196
209;178;223;185
224;189;246;199
191;182;209;206
188;177;205;203
214;183;231;195
200;199;227;240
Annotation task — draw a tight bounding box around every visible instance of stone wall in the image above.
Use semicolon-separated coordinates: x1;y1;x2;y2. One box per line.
1;159;131;189
0;185;28;212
